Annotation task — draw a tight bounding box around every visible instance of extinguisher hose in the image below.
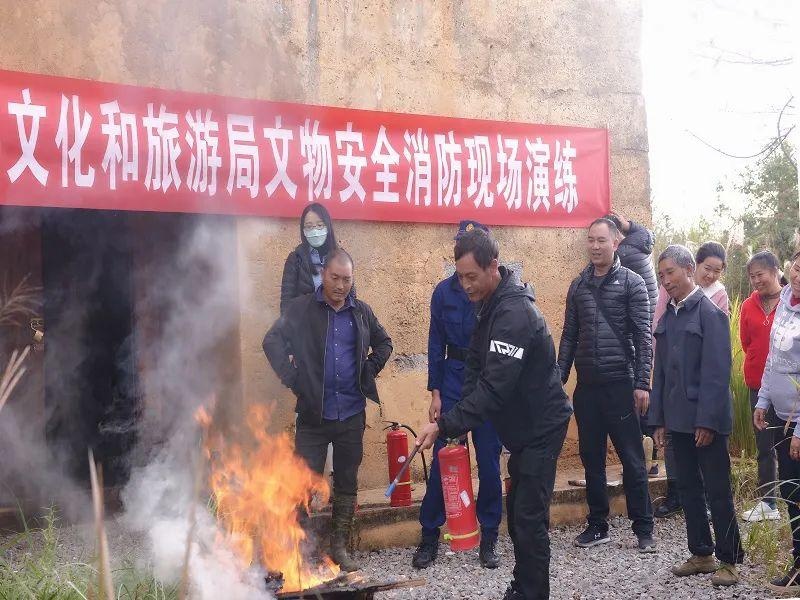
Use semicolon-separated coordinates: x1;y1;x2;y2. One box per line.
444;528;480;542
397;423;429;482
382;421;429;492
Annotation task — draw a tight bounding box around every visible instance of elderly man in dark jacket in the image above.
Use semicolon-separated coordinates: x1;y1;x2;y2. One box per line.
649;244;743;587
263;249;392;572
558;217;655;552
416;229;572;600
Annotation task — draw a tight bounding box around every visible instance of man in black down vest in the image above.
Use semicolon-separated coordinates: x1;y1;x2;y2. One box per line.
558;217;656;552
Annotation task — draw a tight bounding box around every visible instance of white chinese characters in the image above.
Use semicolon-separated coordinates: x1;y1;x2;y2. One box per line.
4;87;588;219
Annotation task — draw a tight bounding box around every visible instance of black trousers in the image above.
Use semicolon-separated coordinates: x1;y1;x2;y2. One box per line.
294;411;366;497
573;380;653;536
671;431;744;564
773;417;800;567
507;421;568;600
750;388;779;506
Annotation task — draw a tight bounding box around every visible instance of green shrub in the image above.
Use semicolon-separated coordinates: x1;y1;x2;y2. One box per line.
729;298;757;458
0;509;177;600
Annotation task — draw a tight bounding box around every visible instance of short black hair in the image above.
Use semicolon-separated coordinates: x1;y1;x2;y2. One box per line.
695;241;726;268
747;250;780;273
588;217;620;238
454;229;499;269
325;247;354;270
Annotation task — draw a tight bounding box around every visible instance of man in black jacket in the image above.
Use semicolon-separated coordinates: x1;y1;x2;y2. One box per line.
608;210;679;513
263;249;392;572
558;218;656;552
416;229;572;600
607;211;658;324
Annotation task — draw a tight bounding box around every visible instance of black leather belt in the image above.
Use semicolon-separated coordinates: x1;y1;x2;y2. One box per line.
445;344;468;362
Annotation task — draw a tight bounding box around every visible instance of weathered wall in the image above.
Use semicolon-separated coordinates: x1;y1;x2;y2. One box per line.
0;0;650;488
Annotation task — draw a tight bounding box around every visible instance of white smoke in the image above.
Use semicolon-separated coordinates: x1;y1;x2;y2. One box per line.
119;216;273;599
123;423;270;600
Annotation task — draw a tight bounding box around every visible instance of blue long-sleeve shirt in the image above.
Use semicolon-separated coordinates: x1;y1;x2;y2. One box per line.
315;287;364;421
427;274;476;405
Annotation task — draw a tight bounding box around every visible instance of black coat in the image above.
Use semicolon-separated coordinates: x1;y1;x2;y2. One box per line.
263;292;393;425
438;267;573;453
648;289;733;435
617;220;658;325
557;257;653;391
280;244;318;315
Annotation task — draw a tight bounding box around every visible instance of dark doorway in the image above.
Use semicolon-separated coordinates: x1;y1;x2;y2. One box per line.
41;209;139;487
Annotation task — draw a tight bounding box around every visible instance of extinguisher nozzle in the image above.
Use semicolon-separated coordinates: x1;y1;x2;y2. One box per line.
385;482;397;497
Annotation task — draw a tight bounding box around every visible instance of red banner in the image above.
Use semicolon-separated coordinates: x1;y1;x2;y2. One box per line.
0;69;609;227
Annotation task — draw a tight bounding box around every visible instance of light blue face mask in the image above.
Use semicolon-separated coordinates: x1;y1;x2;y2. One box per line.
305;227;328;248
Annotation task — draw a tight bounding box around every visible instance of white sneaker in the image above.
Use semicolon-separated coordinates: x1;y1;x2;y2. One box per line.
741;501;780;522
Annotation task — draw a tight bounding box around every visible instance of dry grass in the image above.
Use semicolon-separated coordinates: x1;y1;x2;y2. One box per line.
0;273;41;328
89;450;115;600
0;345;29;413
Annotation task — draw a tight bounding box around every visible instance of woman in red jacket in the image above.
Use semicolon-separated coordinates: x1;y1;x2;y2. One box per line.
740;250;784;522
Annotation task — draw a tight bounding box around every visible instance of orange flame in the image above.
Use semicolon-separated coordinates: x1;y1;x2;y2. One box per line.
197;404;340;592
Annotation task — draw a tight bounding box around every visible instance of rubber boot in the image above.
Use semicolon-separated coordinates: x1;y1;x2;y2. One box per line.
330;494;360;572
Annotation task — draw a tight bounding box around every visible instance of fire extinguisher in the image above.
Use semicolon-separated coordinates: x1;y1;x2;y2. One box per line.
383;422;428;508
439;440;480;551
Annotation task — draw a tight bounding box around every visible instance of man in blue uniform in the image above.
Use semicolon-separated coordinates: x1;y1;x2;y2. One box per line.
412;220;503;570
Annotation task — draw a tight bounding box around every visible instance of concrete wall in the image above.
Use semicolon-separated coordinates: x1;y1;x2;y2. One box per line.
0;0;650;488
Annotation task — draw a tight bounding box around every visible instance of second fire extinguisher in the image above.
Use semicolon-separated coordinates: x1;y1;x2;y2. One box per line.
439;440;480;552
383;422;429;508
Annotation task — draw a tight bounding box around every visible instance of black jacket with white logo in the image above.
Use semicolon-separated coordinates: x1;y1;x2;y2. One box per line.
557;257;652;391
437;267;573;452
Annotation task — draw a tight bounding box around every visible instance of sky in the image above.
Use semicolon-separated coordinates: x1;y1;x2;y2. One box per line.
641;0;798;227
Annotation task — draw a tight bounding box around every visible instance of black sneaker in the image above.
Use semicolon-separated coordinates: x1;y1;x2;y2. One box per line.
479;538;499;569
411;538;438;569
648;463;660;478
654;497;682;519
637;535;657;553
768;567;800;593
574;525;610;548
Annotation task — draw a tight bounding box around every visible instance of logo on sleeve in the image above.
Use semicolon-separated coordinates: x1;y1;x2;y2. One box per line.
489;340;524;359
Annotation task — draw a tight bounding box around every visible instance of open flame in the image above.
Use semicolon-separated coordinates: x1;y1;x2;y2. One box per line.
197;404;340;592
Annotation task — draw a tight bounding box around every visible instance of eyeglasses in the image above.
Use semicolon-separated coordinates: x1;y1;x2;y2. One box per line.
303;223;326;232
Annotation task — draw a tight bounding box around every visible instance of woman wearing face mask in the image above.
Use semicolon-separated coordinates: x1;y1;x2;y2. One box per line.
280;203;339;314
739;251;783;523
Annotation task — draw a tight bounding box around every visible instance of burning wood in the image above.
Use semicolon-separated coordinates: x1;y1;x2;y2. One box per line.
197;404;340;593
273;572;426;600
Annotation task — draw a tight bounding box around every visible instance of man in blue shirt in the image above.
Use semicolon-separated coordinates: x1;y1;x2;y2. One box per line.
263;249;393;572
412;221;503;570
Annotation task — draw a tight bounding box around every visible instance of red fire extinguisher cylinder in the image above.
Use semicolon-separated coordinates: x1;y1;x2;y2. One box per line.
386;427;412;507
438;442;480;551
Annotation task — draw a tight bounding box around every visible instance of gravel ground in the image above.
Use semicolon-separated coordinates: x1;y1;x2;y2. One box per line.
362;516;780;600
1;514;785;599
